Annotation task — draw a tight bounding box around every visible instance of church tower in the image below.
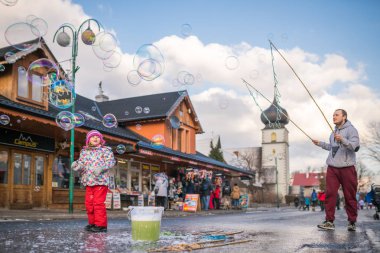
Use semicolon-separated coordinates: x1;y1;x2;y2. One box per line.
260;98;290;203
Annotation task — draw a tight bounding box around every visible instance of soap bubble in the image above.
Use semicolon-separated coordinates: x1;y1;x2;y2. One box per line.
116;144;126;154
56;111;74;131
102;113;117;128
0;114;10;125
49;80;75;109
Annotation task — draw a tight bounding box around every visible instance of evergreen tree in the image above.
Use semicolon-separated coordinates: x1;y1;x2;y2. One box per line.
209;136;225;162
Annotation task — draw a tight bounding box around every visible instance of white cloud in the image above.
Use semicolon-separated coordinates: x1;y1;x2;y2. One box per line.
1;0;379;172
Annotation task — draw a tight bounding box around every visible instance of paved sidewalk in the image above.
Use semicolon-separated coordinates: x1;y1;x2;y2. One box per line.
0;207;258;221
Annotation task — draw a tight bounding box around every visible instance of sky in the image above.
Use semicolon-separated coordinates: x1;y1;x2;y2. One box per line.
0;0;379;173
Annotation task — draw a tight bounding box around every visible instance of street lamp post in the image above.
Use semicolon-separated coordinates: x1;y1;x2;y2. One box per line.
53;19;102;213
275;156;279;209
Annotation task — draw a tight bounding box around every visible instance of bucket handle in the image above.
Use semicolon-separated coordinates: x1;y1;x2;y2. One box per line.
126;207;133;220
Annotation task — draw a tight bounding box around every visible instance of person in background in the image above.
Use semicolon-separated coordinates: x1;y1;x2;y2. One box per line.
358;198;365;210
213;183;221;210
72;130;116;233
294;197;300;208
311;189;318;211
304;196;310;211
200;177;212;211
318;190;326;211
336;193;341;210
365;189;374;209
230;183;241;209
154;174;168;209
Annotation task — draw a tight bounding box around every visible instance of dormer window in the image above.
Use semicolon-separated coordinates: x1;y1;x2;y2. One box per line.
17;65;45;105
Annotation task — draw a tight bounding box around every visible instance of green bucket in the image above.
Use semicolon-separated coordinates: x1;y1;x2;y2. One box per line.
129;206;164;241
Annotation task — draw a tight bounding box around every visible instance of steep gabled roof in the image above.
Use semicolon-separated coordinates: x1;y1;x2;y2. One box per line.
96;90;203;132
96;90;183;121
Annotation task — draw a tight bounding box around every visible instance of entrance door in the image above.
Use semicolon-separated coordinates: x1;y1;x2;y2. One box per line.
32;155;45;207
11;152;33;209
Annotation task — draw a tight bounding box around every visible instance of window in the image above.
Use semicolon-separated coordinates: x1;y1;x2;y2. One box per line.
17;65;44;103
178;129;182;151
35;156;44;186
271;132;277;142
13;153;31;185
52;156;81;189
17;66;28;97
0;151;8;184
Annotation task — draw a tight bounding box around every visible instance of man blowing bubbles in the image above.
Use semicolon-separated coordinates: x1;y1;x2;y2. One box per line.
312;109;360;232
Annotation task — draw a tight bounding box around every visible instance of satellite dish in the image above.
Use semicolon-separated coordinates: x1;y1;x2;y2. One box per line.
169;116;180;129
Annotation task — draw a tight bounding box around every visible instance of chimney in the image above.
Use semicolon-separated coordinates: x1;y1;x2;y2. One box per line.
95;81;109;102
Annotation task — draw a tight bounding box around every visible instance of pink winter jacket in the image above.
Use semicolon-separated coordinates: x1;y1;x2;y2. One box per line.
72;146;116;186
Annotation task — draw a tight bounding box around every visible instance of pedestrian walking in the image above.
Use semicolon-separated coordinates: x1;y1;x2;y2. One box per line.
311;189;318;211
230;183;241;209
358;199;365;210
72;130;116;233
313;109;360;231
304;197;310;211
318;190;326;211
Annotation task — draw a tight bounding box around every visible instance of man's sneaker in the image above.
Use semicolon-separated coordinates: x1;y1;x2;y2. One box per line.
90;225;107;233
347;222;356;231
317;221;335;230
84;224;95;231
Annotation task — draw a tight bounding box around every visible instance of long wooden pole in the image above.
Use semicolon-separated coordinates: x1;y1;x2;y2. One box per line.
269;40;334;132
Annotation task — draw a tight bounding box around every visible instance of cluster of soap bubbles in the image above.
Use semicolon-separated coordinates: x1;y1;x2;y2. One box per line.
134;106;150;115
55;111;86;131
4;15;48;56
91;31;121;72
127;44;165;86
171;71;201;88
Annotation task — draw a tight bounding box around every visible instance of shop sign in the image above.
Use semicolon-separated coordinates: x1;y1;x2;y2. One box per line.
170;156;180;161
188;160;198;165
140;149;153;156
105;192;113;209
142;164;150;170
239;194;249;209
113;192;121;209
0;128;55;152
183;194;201;212
151;165;160;172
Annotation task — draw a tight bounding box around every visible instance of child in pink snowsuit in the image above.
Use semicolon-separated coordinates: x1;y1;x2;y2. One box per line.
72;130;115;233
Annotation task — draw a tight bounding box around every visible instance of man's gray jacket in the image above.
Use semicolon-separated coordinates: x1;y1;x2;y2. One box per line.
317;120;360;168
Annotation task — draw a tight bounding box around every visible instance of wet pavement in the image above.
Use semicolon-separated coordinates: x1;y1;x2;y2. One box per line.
0;208;379;252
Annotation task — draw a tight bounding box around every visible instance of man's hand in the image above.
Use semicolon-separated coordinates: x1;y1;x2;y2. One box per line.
334;133;343;142
312;139;319;145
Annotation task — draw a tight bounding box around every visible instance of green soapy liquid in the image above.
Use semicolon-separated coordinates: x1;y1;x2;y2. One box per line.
132;220;161;241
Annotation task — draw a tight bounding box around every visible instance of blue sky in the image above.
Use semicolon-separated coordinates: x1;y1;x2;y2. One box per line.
73;0;380;92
